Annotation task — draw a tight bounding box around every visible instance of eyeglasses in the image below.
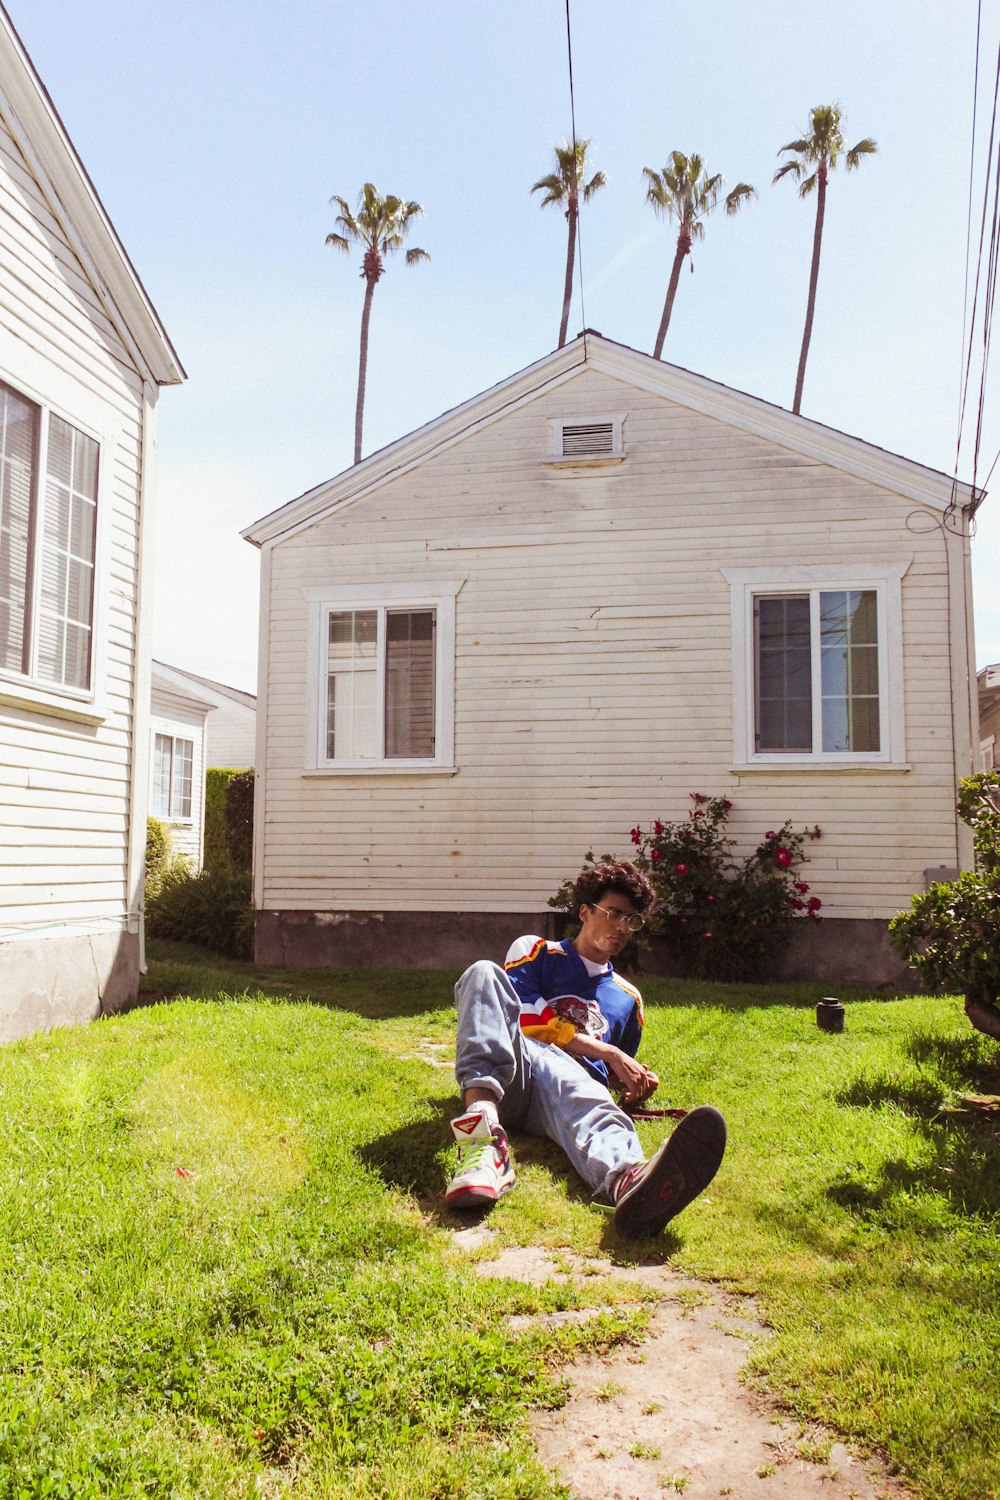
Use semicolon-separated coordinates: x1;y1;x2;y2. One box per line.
590;903;645;932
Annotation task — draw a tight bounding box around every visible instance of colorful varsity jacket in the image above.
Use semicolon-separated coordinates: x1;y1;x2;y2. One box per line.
503;936;644;1087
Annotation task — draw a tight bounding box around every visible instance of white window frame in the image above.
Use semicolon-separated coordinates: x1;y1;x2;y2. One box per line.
304;580;462;774
0;364;111;724
546;414;626;466
981;735;996;772
723;563;911;769
151;732;195;822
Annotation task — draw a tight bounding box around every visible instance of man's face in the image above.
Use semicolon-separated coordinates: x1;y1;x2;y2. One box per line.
574;890;640;964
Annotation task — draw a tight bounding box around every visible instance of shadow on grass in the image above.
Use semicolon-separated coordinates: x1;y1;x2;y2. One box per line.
357;1107;683;1262
830;1027;1000;1229
142;940;459;1021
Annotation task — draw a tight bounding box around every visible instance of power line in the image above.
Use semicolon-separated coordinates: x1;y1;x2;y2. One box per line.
564;0;587;335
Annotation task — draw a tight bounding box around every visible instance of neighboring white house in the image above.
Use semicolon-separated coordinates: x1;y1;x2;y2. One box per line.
149;665;214;869
0;5;184;1041
151;659;256;769
979;664;1000;771
243;334;980;984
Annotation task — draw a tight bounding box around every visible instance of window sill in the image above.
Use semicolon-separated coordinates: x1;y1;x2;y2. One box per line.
731;761;912;774
0;676;105;725
304;764;459;778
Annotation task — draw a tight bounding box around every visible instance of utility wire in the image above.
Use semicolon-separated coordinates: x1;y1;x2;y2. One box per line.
955;22;1000;516
564;0;588;336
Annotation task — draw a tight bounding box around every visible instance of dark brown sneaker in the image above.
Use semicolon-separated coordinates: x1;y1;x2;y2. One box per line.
613;1105;727;1239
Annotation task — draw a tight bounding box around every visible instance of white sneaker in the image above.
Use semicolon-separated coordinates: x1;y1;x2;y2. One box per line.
445;1106;516;1210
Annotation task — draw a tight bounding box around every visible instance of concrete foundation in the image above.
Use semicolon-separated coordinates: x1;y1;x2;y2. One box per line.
0;929;140;1044
255;908;911;987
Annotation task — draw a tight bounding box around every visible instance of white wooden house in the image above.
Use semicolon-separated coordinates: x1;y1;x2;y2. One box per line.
149;665;214;869
243;331;980;982
151;659;256;769
0;6;183;1041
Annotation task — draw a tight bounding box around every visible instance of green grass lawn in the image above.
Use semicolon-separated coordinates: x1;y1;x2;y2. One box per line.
1;942;997;1500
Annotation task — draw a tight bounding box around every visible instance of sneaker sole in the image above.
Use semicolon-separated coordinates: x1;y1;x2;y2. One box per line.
614;1105;726;1240
446;1177;516;1211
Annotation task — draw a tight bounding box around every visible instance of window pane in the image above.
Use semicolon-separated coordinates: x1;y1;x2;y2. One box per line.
755;595;812;751
385;609;436;758
37;416;97;689
152;733;172;818
326;609;378;759
173;738;193;819
0;383;38;674
821;590;880;752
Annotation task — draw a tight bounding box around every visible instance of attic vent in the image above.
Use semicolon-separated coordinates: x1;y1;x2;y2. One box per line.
561;421;615;457
549;415;624;464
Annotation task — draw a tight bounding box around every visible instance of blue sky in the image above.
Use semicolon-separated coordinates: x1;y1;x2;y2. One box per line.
13;0;1000;691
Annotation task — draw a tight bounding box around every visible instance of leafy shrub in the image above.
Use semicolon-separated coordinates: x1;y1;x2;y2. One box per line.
145;867;254;959
203;768;237;874
889;771;1000;1037
145;817;173;887
224;769;255;873
551;793;822;981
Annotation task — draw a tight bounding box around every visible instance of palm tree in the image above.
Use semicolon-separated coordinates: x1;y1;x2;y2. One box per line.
531;139;607;348
643;153;756;359
326;183;430;464
774;104;877;414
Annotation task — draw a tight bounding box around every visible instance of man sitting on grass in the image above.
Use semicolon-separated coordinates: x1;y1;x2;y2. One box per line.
446;860;727;1240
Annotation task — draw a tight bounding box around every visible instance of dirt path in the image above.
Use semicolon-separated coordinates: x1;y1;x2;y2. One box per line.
452;1232;910;1500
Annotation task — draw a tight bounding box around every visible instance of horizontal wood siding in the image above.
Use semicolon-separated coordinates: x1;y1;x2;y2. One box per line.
205;700;256;770
261;367;966;922
0;113;145;934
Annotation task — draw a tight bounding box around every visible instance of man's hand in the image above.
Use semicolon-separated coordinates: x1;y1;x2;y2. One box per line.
606;1050;659;1104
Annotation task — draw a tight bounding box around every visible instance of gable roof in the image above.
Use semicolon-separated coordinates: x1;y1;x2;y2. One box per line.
0;5;184;386
152;660;256;712
243;329;978;548
151;663;217;716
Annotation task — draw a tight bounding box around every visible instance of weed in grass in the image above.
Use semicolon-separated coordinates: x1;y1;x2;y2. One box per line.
659;1474;690;1492
629;1440;662;1459
593;1379;626;1402
642;1401;663;1416
756;1463;777;1477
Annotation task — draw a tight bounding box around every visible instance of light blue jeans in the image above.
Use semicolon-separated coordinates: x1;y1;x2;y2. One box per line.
454;960;645;1200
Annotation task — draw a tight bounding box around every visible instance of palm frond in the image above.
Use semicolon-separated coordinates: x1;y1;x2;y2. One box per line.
531;172;565;205
798;172;818;198
846;137;878;169
582;169;608;201
772;158;804;186
724;182;757;215
324;232;351;253
405;247;430;265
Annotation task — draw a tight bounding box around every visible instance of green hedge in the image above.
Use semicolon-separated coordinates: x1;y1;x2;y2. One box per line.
204;768;254;875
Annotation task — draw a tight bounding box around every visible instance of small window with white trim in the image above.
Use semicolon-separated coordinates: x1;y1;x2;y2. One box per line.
0;379;100;694
152;733;194;820
724;564;909;766
306;582;461;771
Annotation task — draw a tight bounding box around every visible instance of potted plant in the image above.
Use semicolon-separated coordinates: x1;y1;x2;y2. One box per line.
889;772;1000;1041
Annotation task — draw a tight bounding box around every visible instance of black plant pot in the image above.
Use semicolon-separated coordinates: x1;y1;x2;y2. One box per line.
816;997;845;1034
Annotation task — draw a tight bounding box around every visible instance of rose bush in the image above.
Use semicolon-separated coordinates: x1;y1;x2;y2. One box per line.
551;794;822;981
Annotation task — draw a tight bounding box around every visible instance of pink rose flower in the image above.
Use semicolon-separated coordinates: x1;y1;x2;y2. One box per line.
775;848;793;868
675;862;689;876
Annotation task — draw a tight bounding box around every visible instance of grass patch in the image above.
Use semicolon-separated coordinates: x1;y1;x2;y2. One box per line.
0;940;997;1498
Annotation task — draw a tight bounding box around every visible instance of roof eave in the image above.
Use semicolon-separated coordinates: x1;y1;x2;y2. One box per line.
0;5;185;386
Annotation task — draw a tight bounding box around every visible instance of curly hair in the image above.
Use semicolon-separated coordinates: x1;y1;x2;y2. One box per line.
571;861;656;919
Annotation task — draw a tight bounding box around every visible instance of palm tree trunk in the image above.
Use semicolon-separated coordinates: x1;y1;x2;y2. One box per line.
793;164;827;415
559;198;578;348
354;274;376;465
653;231;690;360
